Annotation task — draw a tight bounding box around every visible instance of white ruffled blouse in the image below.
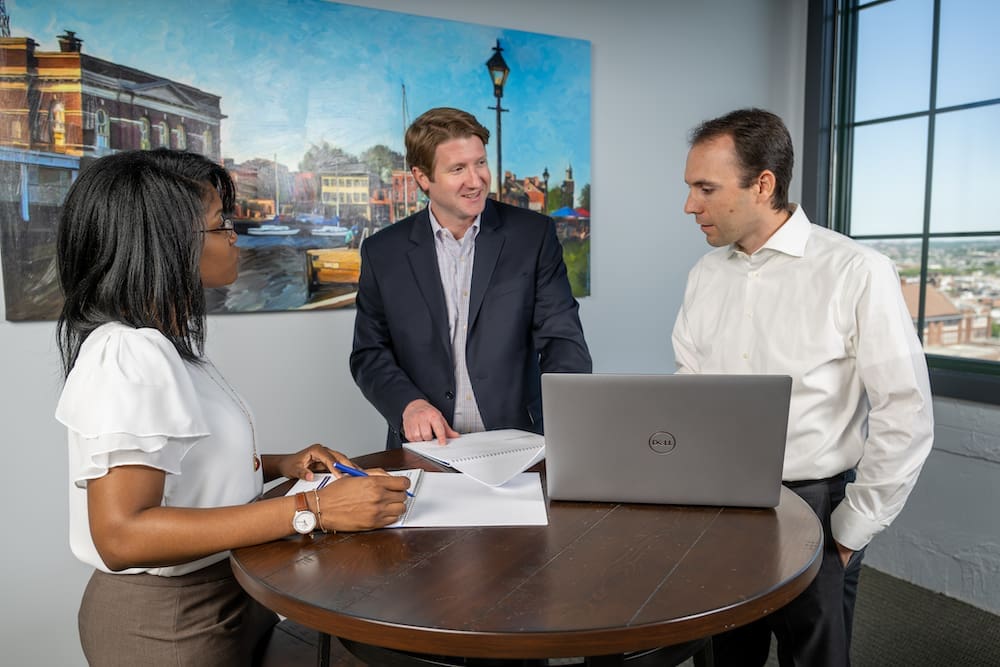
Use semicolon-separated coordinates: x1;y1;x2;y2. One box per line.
56;322;263;576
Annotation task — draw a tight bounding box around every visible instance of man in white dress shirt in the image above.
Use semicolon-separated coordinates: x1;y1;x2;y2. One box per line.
673;108;934;666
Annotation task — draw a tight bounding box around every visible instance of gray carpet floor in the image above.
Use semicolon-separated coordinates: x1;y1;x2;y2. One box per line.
678;566;1000;666
844;567;1000;666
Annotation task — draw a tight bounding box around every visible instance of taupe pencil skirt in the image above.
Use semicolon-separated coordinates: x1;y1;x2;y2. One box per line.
78;558;278;667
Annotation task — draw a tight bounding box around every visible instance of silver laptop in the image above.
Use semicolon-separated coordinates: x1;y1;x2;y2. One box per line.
542;373;792;508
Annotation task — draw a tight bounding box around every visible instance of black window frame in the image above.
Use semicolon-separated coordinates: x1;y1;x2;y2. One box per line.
804;0;1000;406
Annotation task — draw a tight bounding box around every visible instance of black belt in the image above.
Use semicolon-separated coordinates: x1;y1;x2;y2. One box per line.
784;469;855;489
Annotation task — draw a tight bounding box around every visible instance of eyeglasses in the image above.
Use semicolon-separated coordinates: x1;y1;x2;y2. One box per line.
199;217;235;235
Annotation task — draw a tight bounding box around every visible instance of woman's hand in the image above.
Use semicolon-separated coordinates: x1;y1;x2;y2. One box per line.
85;447;409;570
317;475;412;531
270;444;411;530
272;444;355;482
264;444;397;483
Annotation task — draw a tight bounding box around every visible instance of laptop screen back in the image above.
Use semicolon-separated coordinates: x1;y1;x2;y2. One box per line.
542;373;792;508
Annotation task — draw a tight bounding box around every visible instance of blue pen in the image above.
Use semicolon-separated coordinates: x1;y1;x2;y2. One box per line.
333;462;415;497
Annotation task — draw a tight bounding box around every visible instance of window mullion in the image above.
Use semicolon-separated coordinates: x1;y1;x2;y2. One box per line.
916;0;943;347
832;0;859;236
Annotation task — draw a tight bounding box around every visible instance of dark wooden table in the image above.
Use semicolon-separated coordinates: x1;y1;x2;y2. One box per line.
232;449;822;665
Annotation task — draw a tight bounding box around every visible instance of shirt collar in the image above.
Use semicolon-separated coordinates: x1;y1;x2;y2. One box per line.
728;203;810;259
428;207;480;242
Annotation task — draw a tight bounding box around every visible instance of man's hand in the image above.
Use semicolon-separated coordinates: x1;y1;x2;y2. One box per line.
835;540;853;567
402;399;459;445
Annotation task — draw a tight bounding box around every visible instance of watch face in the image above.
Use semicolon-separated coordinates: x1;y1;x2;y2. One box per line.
293;511;317;534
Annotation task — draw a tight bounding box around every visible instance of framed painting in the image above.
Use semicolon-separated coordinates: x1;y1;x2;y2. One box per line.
0;0;590;320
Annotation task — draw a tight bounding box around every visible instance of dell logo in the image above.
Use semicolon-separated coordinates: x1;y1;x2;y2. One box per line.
649;431;676;454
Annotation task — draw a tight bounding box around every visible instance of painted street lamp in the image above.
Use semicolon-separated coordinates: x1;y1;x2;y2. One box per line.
542;166;549;213
486;39;509;200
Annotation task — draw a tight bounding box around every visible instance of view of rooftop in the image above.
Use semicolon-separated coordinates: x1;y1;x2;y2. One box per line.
864;238;1000;361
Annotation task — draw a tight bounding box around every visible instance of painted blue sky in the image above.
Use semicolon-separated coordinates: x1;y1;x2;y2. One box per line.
9;0;591;193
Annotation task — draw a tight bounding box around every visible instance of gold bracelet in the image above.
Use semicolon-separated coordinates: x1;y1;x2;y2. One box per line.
312;487;327;533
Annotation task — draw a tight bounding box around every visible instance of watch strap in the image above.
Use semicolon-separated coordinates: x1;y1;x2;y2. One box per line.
295;492;309;513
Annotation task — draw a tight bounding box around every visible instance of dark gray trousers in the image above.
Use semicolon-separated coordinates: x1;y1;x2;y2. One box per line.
712;472;865;667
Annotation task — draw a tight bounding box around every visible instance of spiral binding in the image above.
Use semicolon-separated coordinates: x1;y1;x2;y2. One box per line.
397;470;424;526
453;445;542;463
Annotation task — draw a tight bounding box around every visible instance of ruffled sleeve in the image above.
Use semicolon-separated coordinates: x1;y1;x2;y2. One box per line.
56;323;210;487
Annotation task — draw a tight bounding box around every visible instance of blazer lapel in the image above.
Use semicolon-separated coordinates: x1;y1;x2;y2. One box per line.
469;202;504;331
407;212;451;353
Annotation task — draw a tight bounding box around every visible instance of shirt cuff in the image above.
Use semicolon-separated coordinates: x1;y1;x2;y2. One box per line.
830;500;884;551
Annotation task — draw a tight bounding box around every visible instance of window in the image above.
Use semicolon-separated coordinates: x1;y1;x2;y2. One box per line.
95;109;110;149
51;102;66;146
174;124;186;150
83;99;95;130
203;129;213;156
807;0;1000;403
157;121;168;147
139;117;151;150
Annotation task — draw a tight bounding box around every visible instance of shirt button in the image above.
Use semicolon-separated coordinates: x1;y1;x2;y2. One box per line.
445;391;455;400
742;353;748;360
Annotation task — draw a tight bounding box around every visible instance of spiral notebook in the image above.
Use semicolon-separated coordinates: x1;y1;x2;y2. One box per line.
286;469;548;528
402;429;545;487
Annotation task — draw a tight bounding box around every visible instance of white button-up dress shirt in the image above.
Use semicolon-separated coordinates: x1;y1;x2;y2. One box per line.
430;209;486;434
672;205;934;550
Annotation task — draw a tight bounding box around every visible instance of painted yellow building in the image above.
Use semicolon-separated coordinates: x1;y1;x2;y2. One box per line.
319;163;371;223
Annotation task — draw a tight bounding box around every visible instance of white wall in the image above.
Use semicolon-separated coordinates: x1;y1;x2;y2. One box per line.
0;1;815;663
865;398;1000;614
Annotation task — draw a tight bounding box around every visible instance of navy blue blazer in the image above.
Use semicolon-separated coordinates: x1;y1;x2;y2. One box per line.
350;199;592;449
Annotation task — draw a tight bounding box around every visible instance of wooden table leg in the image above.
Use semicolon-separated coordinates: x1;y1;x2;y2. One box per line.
586;639;712;666
317;631;331;667
693;639;714;667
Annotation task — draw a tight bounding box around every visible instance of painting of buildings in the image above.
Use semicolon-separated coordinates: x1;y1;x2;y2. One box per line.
0;1;591;320
0;29;224;320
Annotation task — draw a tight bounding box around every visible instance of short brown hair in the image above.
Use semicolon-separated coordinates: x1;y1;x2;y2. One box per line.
405;107;490;180
690;108;793;213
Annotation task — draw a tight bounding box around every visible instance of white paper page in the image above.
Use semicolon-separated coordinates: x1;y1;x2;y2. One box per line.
286;469;421;496
287;470;545;529
453;445;547;486
404;429;543;464
403;429;545;486
393;472;548;528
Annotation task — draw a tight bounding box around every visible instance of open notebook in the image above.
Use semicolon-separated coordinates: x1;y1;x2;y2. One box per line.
403;429;545;487
286;469;548;528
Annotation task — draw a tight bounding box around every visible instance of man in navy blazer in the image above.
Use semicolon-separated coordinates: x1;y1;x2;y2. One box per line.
351;107;592;449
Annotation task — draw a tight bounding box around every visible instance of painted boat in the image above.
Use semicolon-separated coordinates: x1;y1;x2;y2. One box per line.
310;225;350;238
247;224;300;236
